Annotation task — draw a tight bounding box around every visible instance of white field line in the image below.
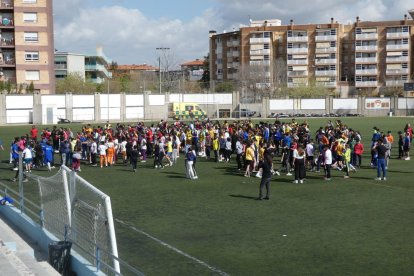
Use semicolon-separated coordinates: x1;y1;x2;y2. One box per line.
115;219;229;276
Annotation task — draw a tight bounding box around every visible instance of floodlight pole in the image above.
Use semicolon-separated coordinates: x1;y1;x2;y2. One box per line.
156;47;170;94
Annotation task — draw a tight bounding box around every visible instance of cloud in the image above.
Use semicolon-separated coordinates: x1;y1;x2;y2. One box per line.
213;0;412;27
54;2;218;65
53;0;413;65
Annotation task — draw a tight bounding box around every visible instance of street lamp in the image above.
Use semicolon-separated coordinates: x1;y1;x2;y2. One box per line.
156;47;170;94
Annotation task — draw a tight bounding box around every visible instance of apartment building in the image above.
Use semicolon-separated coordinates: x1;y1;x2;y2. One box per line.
181;59;204;81
55;52;86;80
54;47;112;84
209;14;414;95
0;0;55;94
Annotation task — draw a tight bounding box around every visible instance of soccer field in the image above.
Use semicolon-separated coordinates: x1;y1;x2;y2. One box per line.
1;117;414;276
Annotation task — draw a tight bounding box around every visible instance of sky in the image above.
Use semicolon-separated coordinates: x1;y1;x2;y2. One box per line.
53;0;414;66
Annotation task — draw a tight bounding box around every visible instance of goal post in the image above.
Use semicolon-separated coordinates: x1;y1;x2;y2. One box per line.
34;165;120;274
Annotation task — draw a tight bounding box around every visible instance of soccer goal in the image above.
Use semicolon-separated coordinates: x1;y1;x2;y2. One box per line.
33;165;120;274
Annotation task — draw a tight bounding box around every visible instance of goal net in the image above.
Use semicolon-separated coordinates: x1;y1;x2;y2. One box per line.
31;165;119;274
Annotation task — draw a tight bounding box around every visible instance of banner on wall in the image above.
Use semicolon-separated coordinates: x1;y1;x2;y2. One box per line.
365;98;390;109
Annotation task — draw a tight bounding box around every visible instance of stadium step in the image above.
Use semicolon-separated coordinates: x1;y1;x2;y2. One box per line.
0;216;60;276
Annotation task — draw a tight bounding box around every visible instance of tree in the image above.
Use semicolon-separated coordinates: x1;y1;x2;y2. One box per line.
215;81;235;92
199;54;210;89
239;62;272;102
5;79;13;94
156;49;181;93
56;72;96;93
288;78;331;98
26;81;35;94
18;83;23;94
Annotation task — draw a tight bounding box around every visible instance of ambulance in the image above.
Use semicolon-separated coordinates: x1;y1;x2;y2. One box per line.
169;102;207;120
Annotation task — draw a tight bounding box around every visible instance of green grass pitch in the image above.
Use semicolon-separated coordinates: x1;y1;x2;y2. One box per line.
1;117;414;275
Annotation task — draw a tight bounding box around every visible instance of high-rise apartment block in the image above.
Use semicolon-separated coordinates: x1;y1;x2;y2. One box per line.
1;0;54;94
209;14;414;95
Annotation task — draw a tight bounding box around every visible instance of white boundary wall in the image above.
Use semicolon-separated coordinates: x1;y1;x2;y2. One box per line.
301;99;325;110
269;99;293;110
6;95;33;124
125;94;144;119
73;95;95;121
3;92;414;125
333;98;358;110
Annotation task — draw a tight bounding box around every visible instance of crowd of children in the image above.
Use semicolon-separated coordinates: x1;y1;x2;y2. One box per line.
7;119;413;188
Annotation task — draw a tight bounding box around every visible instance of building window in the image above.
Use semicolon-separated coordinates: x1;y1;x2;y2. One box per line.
25;70;40;81
25;51;39;61
23;13;37;22
24;32;38;42
23;0;37;3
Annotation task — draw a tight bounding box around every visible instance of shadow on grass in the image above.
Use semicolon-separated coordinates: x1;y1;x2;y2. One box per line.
386;170;411;174
229;194;257;200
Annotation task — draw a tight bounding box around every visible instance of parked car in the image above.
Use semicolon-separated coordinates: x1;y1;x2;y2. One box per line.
269;112;290;118
238;108;256;117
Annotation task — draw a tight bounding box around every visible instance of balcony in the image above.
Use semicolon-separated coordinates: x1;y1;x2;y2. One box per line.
315;70;337;77
355;69;377;75
355;81;378;87
232;51;239;57
386;68;409;75
287;59;308;65
250;37;271;44
386;44;410;51
287;47;308;54
250;49;270;55
0;37;14;47
386;32;410;39
317;81;337;87
215;48;222;55
315;58;337;65
0;57;15;66
249;60;270;66
315;47;337;53
355;33;378;40
85;64;111;77
0;1;13;9
227;40;239;47
0;17;13;27
386;56;409;63
315;35;337;42
355;57;377;63
287;70;308;77
231;62;239;68
55;64;68;70
287;36;308;42
386;80;405;87
288;82;308;88
355;45;378;51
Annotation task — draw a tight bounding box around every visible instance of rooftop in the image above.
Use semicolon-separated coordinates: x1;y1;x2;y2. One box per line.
117;64;158;71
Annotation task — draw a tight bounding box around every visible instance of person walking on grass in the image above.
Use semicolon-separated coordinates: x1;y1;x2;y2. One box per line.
373;138;387;181
353;139;364;168
323;144;332;181
244;141;255;177
403;132;411;161
292;145;306;184
98;141;108;168
343;144;356;178
186;145;197;180
256;155;273;200
131;145;139;172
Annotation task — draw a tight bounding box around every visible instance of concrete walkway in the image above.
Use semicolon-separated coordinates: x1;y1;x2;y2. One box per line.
0;214;60;276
